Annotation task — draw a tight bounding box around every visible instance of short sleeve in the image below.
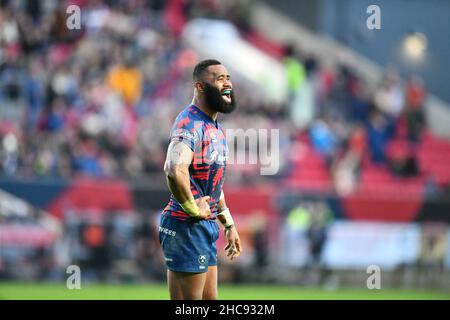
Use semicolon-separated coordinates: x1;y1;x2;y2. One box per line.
170;116;200;151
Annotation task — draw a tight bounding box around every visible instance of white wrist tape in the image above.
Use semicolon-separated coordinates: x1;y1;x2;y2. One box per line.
217;208;234;228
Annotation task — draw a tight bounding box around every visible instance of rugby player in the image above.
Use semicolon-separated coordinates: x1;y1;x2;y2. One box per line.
160;59;242;300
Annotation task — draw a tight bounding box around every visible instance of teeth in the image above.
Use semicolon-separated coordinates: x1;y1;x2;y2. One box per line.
222;90;232;95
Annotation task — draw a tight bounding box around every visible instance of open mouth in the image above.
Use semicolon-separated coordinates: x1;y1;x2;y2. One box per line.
221;89;232;103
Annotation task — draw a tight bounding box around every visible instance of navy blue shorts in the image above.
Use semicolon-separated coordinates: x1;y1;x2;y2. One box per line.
159;214;220;273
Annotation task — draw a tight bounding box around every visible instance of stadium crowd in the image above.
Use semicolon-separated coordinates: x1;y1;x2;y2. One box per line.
0;0;436;194
0;0;258;182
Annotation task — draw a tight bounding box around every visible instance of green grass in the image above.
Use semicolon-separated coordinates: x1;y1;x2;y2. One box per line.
1;282;449;300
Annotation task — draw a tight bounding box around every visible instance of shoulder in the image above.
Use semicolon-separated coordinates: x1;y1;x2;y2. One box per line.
173;106;204;130
170;106;205;148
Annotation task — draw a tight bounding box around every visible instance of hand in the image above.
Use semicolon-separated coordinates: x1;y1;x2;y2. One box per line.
224;225;242;260
195;196;211;220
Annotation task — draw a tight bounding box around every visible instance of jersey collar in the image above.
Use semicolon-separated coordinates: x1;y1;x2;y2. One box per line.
190;104;218;127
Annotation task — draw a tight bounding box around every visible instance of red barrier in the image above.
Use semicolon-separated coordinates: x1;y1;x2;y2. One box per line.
46;176;134;219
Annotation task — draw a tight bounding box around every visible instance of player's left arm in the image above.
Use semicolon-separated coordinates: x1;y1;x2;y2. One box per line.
217;190;242;260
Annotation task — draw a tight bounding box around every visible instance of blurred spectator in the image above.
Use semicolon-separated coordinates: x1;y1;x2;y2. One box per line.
404;76;426;142
106;58;143;107
135;212;165;280
249;211;269;269
349;77;371;125
333;124;366;195
310;117;338;164
424;174;441;200
1;131;20;176
23;57;46;129
283;201;312;267
71;138;105;177
283;45;306;97
374;68;405;119
389;153;419;177
283;45;313;130
79;220;111;282
367;111;389;163
418;223;447;285
307;201;333;266
38;98;67;132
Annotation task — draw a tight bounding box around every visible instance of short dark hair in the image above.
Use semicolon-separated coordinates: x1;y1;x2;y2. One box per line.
193;59;221;81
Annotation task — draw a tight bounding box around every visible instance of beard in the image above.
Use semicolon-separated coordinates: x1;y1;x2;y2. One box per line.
203;82;237;114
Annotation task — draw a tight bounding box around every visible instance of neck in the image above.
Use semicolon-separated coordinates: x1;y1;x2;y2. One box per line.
192;96;218;121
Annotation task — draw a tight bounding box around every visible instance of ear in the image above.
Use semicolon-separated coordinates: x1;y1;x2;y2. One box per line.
195;81;204;93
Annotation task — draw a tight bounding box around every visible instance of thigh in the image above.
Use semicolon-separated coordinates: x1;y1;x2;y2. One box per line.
167;269;183;300
202;266;218;300
168;269;207;300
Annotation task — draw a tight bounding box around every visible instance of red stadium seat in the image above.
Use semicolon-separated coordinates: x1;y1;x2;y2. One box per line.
244;30;286;60
416;130;450;186
286;143;332;191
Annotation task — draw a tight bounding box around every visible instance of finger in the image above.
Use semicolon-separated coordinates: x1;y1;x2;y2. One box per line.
195;197;208;205
224;243;231;251
230;249;240;260
235;240;242;253
227;245;236;257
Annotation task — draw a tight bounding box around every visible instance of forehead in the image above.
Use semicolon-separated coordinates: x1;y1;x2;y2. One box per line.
205;64;230;79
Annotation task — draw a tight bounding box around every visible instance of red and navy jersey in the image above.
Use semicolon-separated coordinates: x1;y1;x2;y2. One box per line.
163;105;228;221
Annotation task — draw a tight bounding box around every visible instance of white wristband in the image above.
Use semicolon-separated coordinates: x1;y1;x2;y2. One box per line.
217;208;234;228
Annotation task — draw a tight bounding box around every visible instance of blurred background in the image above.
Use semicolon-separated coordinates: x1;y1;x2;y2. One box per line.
1;0;450;297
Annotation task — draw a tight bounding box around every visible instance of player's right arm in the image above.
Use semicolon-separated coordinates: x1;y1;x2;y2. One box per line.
164;140;211;219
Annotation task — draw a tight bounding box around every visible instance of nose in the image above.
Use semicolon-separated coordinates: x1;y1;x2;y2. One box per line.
223;79;232;88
